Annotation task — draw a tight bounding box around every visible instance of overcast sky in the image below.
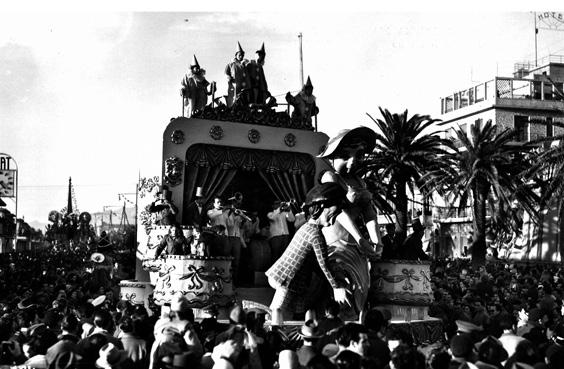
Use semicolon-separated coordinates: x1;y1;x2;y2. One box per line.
1;7;563;224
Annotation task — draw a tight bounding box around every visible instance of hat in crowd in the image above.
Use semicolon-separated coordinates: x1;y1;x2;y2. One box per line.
299;319;322;340
450;333;475;358
170;295;190;313
91;295;106;307
229;305;246;326
317;126;376;158
156;185;168;195
17;297;36;310
96;343;129;369
476;336;508;363
90;253;105;263
456;319;483;334
195;186;204;198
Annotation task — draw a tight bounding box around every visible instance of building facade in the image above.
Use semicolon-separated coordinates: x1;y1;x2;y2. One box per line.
436;55;564;261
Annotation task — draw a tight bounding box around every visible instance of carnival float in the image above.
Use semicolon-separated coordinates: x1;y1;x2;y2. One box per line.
130;42;440;343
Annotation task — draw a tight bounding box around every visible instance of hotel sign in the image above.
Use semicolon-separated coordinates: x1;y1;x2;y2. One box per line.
538;12;564;30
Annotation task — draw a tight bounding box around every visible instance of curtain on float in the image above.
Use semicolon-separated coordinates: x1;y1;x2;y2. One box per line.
183;144;315;212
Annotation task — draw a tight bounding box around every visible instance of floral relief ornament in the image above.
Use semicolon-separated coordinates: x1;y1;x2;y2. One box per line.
164;157;183;187
209;125;224;140
284;133;296;147
171;130;185;144
248;129;260;144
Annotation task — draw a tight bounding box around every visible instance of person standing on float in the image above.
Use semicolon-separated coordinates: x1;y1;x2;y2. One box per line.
286;76;319;127
247;43;270;104
181;55;216;117
266;183;350;326
225;42;251;107
316;127;383;317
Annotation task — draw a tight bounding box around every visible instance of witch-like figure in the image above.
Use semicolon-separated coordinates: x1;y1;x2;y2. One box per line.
181;55;216;117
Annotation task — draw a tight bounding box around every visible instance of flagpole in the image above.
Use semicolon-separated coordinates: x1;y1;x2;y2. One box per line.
298;33;304;87
534;12;538;67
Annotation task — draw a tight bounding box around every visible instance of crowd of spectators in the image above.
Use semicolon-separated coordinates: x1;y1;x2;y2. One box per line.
1;243;564;369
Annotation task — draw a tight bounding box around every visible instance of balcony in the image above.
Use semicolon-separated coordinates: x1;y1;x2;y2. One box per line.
441;77;564;115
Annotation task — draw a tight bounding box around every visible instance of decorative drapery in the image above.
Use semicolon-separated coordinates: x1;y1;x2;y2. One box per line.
185;144;316;175
258;170;311;204
183;144;315;215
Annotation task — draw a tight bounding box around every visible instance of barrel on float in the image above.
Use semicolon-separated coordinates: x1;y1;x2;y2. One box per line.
119;280;154;306
152;255;235;308
369;259;433;322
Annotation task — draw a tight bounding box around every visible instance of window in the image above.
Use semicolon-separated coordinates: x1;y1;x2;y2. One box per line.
547;117;553;137
514;116;529;142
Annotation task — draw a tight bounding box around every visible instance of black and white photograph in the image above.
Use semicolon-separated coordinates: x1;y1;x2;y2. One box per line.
2;3;564;369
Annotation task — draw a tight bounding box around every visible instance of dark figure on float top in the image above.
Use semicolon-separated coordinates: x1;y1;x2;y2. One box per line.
184;186;207;229
225;42;251;107
146;187;177;226
247;43;271;105
181;55;216;117
397;219;429;261
286;76;319;127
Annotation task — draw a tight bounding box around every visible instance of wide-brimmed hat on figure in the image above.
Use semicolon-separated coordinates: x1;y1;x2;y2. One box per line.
318;126;377;158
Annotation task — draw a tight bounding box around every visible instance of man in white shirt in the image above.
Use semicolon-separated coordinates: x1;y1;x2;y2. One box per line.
225;193;249;286
207;197;229;256
267;200;295;260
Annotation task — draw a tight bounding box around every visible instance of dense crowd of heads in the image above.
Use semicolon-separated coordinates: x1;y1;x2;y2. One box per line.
1;246;564;368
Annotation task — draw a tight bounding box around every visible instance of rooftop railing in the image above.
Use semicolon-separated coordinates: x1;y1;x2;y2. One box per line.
441;77;564;115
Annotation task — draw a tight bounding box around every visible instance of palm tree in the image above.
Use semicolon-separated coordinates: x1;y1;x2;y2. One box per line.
362;108;453;248
423;120;539;264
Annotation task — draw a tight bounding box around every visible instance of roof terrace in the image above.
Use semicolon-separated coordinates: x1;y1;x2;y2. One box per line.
440;55;564;115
